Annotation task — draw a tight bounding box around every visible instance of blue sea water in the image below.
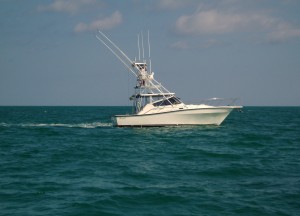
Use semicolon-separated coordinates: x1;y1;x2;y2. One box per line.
0;106;300;216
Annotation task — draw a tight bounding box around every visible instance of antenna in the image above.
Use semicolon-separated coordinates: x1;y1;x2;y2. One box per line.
148;30;152;72
137;34;140;61
148;30;151;58
141;31;145;60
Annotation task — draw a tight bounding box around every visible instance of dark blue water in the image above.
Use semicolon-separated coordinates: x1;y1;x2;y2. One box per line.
1;106;300;216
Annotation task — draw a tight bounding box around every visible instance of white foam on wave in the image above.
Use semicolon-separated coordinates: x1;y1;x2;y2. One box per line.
0;122;113;128
0;123;9;127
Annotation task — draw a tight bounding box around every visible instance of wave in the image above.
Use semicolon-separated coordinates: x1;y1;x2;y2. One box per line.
0;122;112;128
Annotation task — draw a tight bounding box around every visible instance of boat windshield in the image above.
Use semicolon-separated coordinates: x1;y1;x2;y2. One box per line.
153;96;181;107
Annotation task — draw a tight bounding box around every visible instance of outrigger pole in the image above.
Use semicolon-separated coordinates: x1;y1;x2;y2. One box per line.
96;30;138;77
148;30;152;74
137;34;140;61
96;30;173;98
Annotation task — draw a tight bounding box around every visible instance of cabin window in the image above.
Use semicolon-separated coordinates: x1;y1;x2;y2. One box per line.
153;97;181;107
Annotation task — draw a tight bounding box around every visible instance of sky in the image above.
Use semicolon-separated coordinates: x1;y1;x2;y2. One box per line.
1;0;300;106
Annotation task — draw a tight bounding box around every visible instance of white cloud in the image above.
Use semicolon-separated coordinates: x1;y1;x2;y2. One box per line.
157;0;197;10
175;9;300;42
74;11;122;33
170;39;226;50
170;40;189;50
176;10;264;34
267;22;300;42
38;0;97;14
200;39;225;48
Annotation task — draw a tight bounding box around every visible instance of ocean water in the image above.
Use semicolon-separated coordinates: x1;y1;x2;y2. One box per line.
0;106;299;216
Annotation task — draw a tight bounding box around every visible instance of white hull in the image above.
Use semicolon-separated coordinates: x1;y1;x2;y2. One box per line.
114;107;238;127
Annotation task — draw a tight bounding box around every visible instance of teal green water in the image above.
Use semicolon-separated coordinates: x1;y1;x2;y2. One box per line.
0;106;300;215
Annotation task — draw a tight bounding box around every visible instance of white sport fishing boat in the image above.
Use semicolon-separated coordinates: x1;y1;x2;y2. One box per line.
96;31;242;127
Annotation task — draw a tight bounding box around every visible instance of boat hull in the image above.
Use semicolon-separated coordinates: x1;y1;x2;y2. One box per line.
114;107;236;127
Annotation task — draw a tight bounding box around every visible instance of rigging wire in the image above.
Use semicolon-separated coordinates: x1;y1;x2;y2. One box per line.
141;31;145;60
137;34;140;61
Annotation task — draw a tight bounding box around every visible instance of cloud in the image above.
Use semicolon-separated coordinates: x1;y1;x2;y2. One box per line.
267;22;300;42
200;38;226;48
157;0;198;10
38;0;97;14
170;39;226;50
176;10;256;35
74;11;122;32
170;40;189;50
175;9;300;42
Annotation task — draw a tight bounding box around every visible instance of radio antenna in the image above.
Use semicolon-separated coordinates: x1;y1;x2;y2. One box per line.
148;30;152;72
141;31;145;60
137;34;140;61
148;30;151;58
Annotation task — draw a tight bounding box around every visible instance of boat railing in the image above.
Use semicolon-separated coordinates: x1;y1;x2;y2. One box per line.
199;98;242;107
